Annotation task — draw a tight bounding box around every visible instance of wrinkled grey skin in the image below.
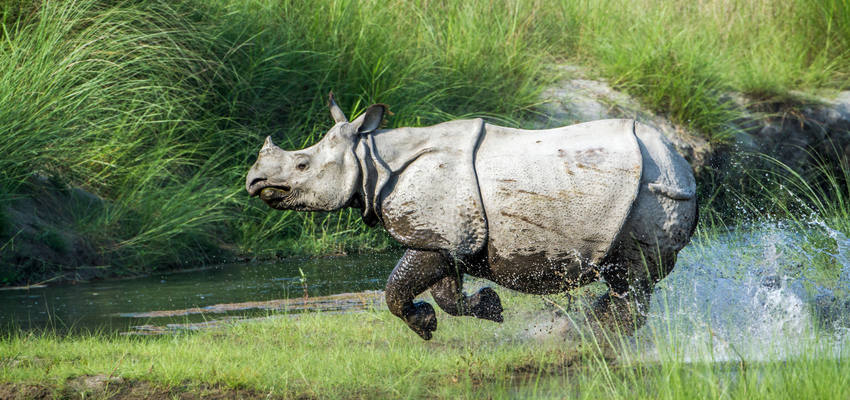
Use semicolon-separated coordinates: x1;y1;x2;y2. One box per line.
246;92;698;340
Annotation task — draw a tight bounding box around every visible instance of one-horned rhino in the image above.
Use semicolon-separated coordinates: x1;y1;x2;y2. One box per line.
245;93;698;340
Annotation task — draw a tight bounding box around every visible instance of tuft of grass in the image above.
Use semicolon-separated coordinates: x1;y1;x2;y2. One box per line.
758;150;850;235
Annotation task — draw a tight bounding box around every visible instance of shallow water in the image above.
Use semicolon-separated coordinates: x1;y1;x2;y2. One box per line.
498;221;850;363
0;253;399;333
640;221;850;361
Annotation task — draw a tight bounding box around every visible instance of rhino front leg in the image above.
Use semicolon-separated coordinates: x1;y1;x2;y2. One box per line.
385;249;452;340
430;276;504;323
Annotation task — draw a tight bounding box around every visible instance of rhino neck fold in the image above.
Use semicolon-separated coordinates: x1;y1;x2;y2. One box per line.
353;128;423;228
354;137;382;227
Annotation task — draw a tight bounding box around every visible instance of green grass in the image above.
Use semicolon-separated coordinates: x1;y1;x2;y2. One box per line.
1;287;847;399
0;0;241;277
754;150;850;234
553;0;849;140
0;291;587;398
0;0;848;283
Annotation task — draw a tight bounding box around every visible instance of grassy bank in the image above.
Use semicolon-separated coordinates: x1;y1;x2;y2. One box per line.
1;287;848;399
1;0;848;284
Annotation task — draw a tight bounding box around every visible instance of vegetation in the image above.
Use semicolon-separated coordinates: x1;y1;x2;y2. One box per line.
1;287;847;399
0;0;848;284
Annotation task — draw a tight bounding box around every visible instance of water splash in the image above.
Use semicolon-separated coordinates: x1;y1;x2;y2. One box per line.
640;222;850;361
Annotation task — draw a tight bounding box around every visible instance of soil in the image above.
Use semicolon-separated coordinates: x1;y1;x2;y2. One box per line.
0;378;283;400
539;65;850;177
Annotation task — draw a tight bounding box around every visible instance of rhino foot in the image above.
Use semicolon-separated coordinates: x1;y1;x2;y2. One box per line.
404;301;437;340
470;287;504;323
588;291;645;335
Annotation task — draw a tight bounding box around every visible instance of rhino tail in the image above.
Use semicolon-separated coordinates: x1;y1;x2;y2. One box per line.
648;182;695;200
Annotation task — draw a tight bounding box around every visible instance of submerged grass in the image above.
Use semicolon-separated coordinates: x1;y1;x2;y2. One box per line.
0;0;847;283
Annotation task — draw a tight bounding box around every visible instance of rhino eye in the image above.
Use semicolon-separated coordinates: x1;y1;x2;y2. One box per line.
296;162;308;171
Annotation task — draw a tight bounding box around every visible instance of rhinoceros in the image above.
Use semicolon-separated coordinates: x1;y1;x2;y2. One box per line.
246;93;698;340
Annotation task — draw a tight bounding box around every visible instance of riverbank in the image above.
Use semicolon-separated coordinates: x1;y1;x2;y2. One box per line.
2;287;848;399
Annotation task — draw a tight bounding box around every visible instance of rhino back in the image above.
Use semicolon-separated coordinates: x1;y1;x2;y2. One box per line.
474;119;642;292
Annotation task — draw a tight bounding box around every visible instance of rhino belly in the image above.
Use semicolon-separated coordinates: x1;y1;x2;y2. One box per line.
482;243;600;294
473;120;642;294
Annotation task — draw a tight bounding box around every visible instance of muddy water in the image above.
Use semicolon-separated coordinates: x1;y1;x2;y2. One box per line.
0;253;399;334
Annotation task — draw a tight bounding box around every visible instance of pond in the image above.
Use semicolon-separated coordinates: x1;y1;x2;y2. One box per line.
0;253;399;334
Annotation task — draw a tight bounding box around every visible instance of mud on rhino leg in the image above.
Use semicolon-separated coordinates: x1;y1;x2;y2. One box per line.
385;249;453;340
591;249;678;335
430;275;504;323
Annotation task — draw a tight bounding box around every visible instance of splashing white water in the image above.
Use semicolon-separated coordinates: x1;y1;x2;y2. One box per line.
640;222;850;361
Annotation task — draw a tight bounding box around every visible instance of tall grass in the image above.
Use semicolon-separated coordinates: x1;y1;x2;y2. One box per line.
0;0;847;282
756;150;850;234
207;0;556;255
0;0;244;277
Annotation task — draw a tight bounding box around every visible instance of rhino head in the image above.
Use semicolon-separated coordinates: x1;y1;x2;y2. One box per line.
245;92;386;211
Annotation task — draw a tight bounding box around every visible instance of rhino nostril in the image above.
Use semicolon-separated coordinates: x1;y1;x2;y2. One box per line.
281;185;291;192
250;177;267;188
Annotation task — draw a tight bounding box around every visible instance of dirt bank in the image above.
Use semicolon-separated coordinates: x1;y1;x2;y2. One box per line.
539;66;850;177
1;178;106;286
0;378;282;400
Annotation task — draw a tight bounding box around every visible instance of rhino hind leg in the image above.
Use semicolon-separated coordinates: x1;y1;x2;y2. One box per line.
385;249;455;340
588;274;655;335
430;276;504;323
588;133;698;335
591;244;679;335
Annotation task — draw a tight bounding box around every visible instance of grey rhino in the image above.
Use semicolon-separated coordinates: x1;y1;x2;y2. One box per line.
246;93;698;340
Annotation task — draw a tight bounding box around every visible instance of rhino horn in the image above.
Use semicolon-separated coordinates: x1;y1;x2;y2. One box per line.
262;135;276;150
328;91;348;123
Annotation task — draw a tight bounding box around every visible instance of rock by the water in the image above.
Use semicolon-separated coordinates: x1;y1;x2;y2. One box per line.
538;65;850;180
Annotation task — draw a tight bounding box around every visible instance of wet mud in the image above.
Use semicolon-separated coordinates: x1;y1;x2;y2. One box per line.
120;291;385;335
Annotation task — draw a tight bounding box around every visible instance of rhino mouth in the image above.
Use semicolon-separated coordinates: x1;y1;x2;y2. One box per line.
256;186;320;211
247;179;286;197
247;178;293;206
258;186;293;205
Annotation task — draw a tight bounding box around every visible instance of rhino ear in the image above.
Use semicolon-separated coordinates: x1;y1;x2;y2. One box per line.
352;104;387;135
328;91;348;123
